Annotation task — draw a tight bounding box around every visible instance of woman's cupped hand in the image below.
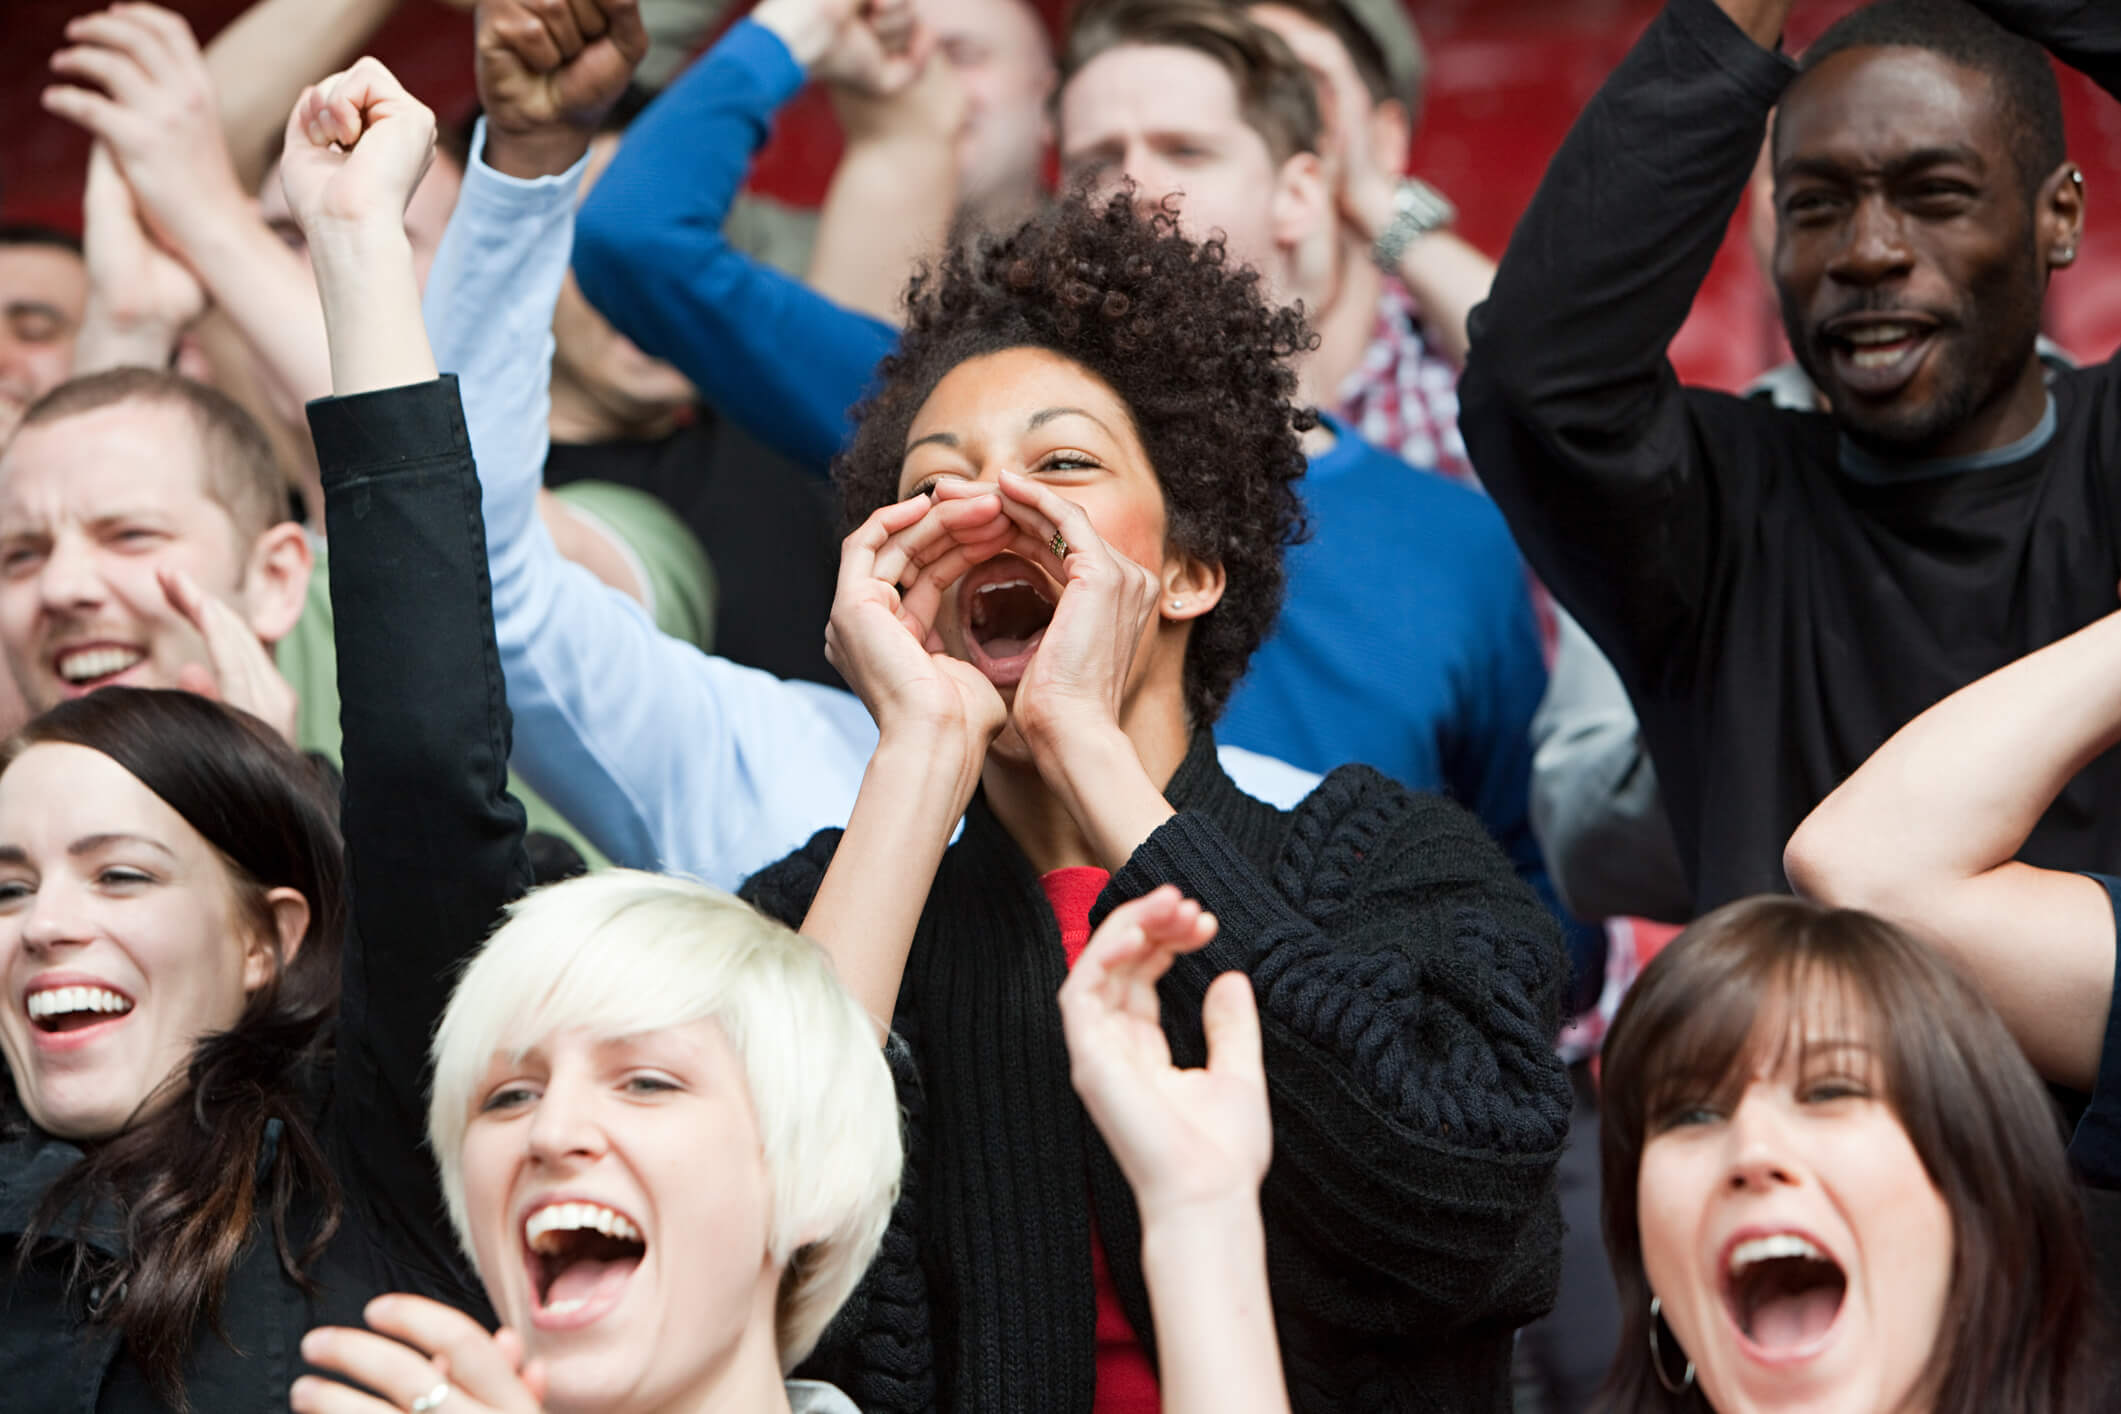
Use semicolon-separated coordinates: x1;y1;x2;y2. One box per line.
828;489;1010;770
833;473;1164;763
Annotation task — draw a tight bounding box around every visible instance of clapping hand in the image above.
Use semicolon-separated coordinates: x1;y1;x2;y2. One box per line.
44;3;250;259
1060;886;1272;1217
79;143;206;360
291;1294;547;1414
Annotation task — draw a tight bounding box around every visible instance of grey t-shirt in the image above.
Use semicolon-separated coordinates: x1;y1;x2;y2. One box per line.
787;1379;861;1414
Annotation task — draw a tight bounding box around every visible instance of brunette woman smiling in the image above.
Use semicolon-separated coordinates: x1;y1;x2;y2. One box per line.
743;191;1573;1413
0;66;521;1410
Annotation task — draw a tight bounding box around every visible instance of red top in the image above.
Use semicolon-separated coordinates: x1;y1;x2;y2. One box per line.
1041;866;1163;1413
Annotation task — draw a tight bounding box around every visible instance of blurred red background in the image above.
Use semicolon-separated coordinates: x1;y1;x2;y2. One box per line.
6;0;2117;389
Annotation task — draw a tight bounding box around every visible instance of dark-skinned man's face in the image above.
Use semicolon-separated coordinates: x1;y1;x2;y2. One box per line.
1772;46;2075;459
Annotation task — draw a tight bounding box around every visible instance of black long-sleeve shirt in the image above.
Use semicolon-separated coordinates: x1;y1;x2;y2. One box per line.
1460;0;2121;912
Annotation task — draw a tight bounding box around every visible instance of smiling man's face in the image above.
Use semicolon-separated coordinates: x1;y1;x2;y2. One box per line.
1773;45;2070;458
0;401;259;712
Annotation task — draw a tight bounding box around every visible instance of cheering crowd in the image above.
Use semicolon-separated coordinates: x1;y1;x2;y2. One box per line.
0;0;2117;1410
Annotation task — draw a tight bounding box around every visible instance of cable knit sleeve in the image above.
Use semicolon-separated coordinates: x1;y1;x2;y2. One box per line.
1093;766;1573;1353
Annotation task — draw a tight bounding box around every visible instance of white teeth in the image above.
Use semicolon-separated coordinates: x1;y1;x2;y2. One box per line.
976;579;1032;595
1843;323;1920;346
56;647;145;683
544;1297;586;1317
26;986;133;1021
1729;1233;1826;1276
523;1201;642;1251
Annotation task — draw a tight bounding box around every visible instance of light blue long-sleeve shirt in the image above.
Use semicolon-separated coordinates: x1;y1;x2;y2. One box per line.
421;125;1316;888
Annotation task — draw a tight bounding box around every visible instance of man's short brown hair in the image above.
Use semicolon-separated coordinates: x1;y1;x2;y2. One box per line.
1060;0;1322;164
12;368;288;545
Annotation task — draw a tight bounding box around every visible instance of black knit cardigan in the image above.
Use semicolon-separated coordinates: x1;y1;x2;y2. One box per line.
744;732;1573;1413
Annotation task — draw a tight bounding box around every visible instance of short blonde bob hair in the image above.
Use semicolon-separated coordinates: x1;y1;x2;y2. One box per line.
428;870;901;1368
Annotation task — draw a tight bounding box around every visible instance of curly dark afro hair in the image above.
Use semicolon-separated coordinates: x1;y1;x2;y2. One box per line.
834;190;1315;727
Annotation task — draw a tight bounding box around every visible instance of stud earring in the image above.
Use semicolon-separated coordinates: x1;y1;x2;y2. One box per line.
1169;598;1185;611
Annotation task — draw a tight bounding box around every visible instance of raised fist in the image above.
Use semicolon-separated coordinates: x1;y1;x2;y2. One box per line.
279;57;437;247
475;0;649;145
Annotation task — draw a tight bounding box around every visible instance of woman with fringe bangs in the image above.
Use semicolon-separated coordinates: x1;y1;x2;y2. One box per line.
1595;896;2113;1414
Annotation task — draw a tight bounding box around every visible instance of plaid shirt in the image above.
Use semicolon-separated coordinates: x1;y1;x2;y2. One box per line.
1333;277;1478;490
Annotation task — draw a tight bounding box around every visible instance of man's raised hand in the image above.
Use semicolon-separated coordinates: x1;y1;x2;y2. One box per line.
475;0;650;178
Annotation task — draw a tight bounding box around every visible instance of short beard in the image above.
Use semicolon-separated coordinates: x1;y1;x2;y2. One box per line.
1779;238;2046;463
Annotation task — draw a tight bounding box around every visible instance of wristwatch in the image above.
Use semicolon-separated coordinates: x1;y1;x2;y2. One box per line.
1371;177;1457;272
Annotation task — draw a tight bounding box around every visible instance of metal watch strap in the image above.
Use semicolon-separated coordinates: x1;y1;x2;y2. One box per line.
1371;176;1457;271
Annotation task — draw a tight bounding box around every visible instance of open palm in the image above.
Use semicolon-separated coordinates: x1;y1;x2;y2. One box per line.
1062;887;1274;1216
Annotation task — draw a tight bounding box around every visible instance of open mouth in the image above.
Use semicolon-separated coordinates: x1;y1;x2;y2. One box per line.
26;984;135;1034
1822;318;1937;399
1721;1232;1846;1356
53;645;147;692
523;1200;647;1327
963;564;1057;686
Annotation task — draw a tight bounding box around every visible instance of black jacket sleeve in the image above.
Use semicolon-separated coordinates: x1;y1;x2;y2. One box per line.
309;376;534;1272
1973;0;2121;99
1457;0;1794;684
1091;770;1574;1363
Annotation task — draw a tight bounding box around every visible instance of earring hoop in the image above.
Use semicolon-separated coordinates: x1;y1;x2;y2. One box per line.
1648;1296;1696;1395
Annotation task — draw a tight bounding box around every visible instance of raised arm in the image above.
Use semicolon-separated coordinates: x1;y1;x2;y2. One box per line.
571;0;900;471
793;487;1009;1036
806;11;967;325
68;142;205;376
1786;611;2121;1092
425;0;880;881
1060;888;1289;1414
203;0;403;188
1971;0;2121;98
283;59;533;1258
46;3;341;515
1456;0;1795;666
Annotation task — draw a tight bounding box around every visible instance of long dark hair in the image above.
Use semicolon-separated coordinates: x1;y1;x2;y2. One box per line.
3;689;346;1407
1597;897;2107;1414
